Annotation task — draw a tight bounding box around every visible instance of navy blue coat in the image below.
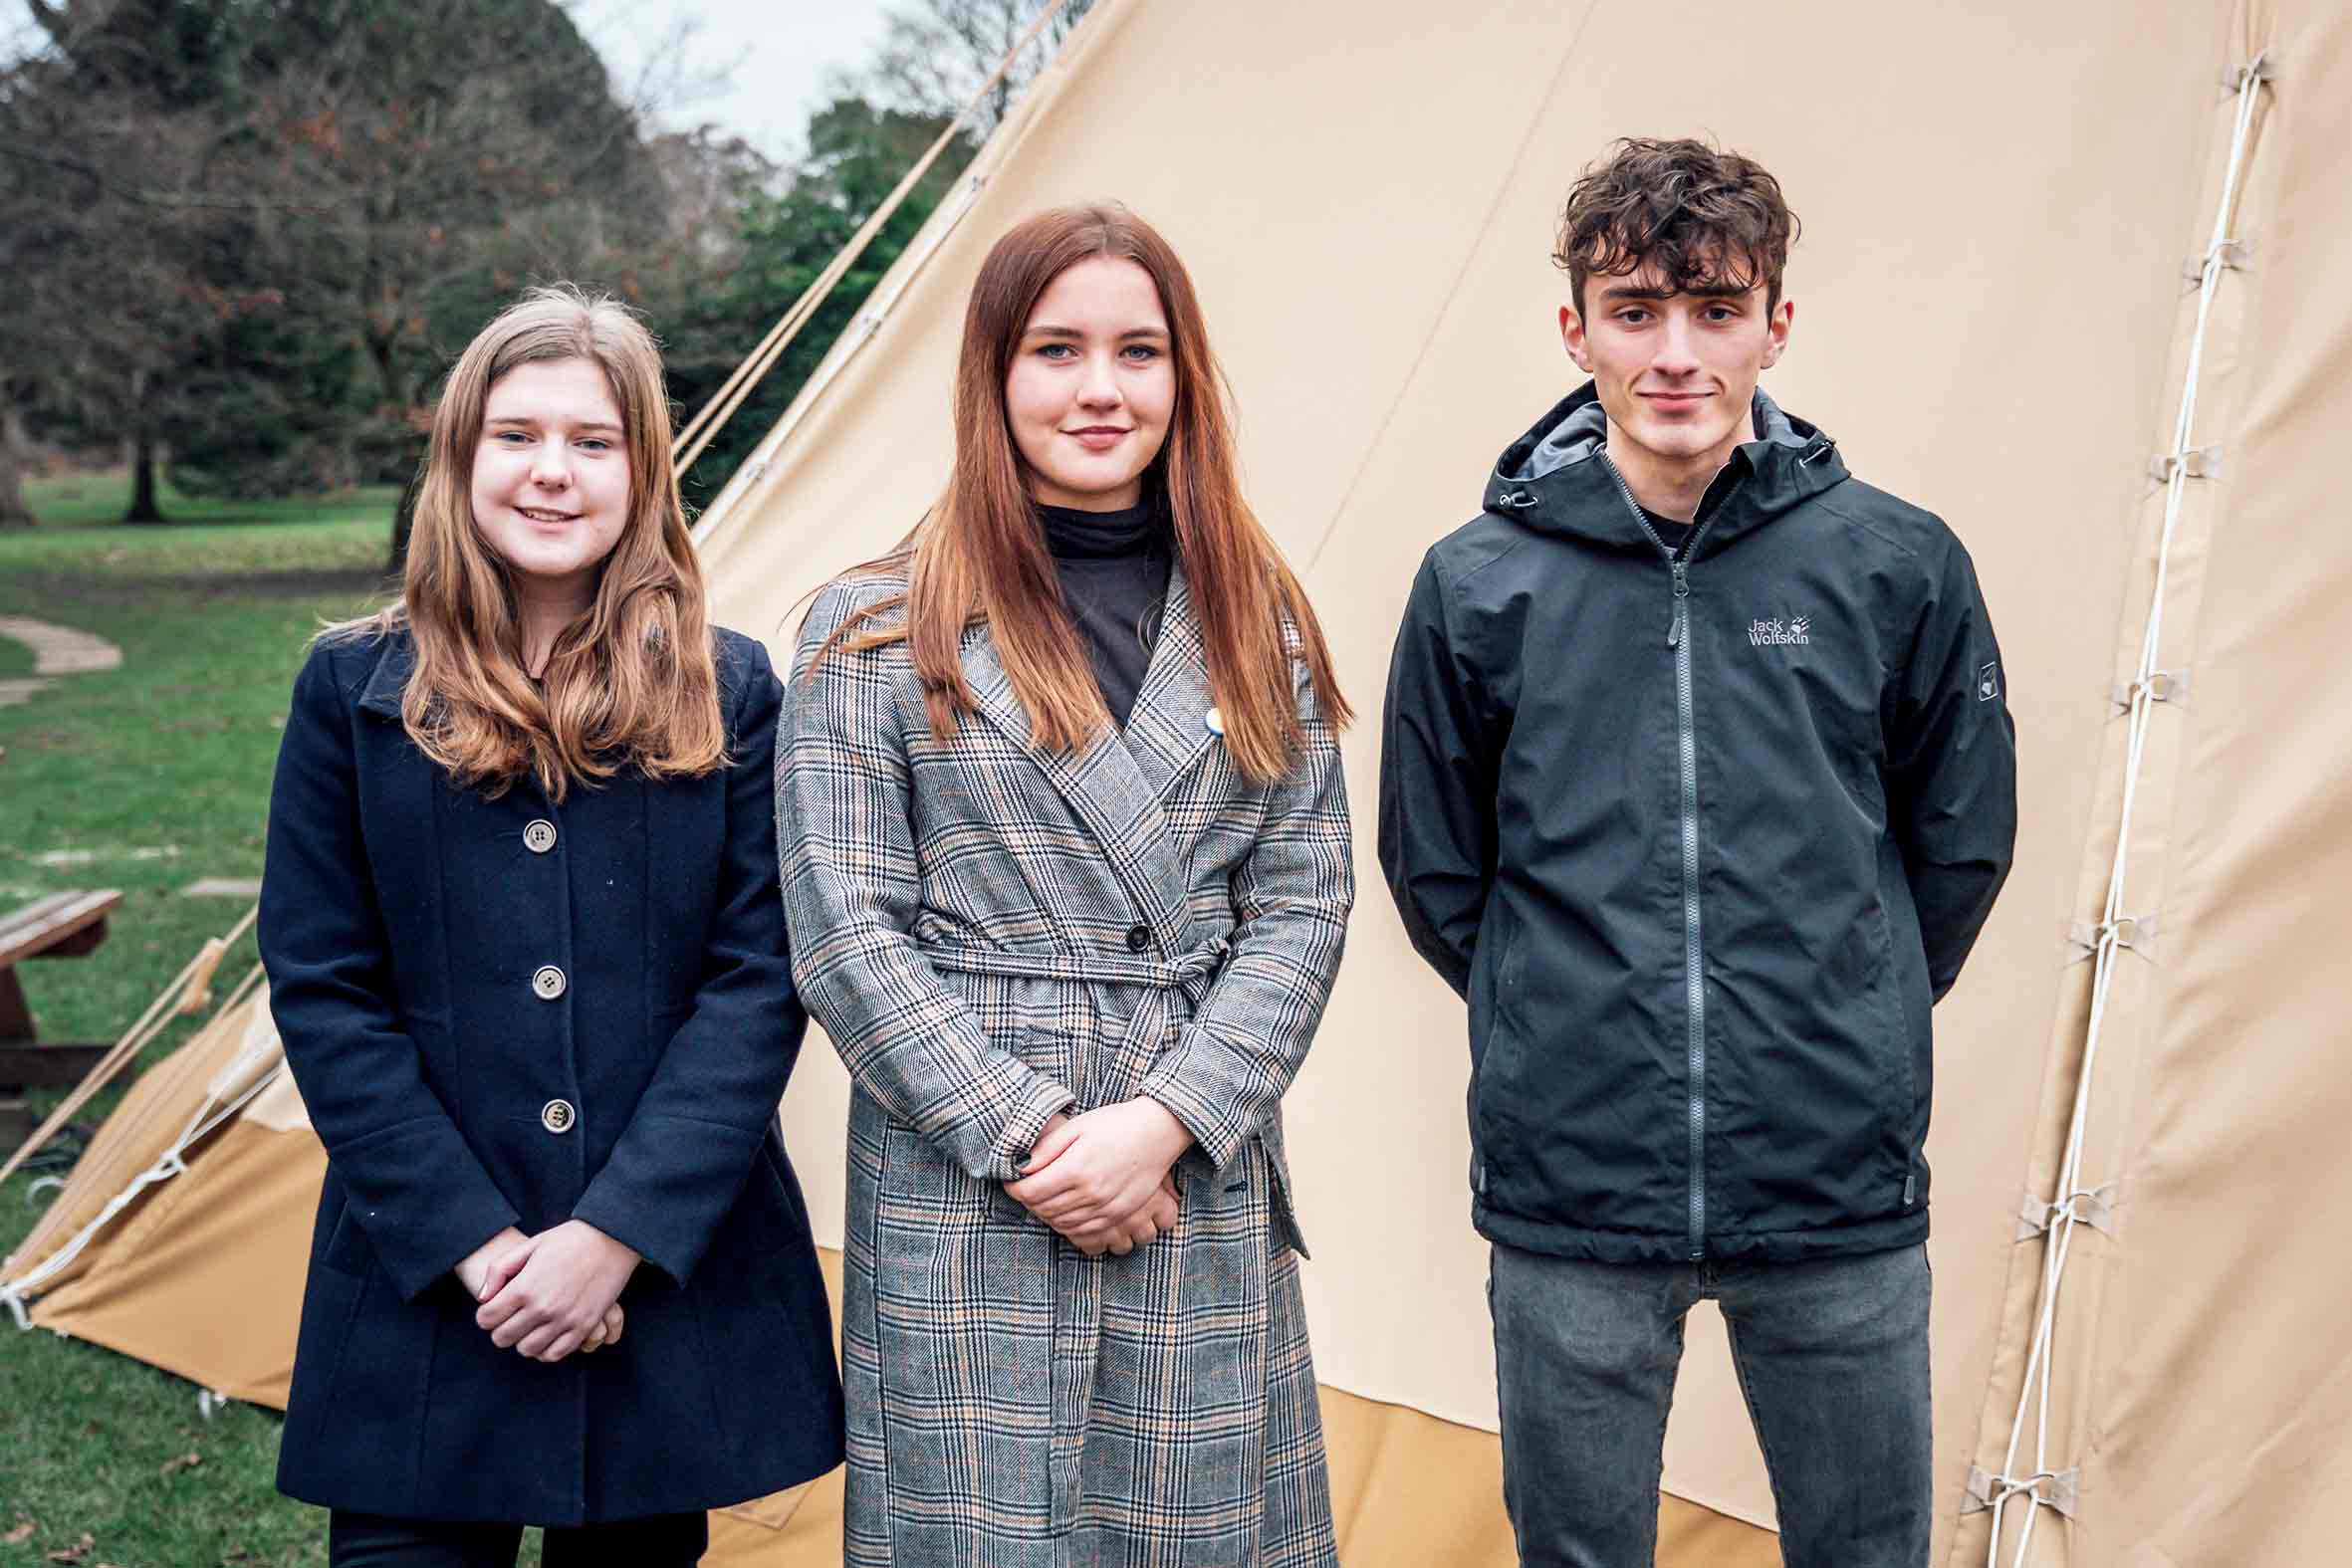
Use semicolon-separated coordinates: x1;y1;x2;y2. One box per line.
258;623;844;1525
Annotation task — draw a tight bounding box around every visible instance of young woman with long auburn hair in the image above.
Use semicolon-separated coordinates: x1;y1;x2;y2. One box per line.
259;287;843;1567
780;204;1351;1566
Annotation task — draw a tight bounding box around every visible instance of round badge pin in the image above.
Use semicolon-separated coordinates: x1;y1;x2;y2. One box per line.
1203;706;1225;737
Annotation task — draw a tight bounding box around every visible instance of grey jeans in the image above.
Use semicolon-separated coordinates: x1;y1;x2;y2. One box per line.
1489;1242;1931;1568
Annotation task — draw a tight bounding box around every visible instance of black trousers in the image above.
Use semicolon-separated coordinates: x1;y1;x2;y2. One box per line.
327;1509;708;1567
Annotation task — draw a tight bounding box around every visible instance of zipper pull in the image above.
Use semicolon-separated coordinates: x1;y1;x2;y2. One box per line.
1666;561;1690;648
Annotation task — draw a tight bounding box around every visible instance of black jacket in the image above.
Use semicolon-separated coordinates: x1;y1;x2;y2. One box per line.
1380;384;2015;1263
260;625;845;1523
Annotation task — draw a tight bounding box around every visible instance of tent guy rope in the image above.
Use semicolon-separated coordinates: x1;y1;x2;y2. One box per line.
1979;49;2273;1568
0;906;256;1187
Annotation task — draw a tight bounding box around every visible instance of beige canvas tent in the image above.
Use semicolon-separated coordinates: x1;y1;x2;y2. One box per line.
10;0;2351;1561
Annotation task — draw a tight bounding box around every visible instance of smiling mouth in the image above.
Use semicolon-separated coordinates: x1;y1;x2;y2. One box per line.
517;507;580;523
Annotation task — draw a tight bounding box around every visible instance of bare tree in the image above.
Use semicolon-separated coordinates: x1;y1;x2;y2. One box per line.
1;0;316;522
863;0;1095;130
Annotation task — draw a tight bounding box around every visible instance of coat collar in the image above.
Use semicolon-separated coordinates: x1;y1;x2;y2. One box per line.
960;561;1220;947
354;625;416;719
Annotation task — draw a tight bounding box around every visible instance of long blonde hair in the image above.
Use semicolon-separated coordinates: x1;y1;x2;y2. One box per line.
809;203;1348;784
344;286;724;800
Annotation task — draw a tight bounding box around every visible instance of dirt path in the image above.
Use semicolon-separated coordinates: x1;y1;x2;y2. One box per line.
0;614;124;708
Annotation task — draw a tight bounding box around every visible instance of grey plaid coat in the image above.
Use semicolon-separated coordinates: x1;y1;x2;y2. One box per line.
778;563;1351;1568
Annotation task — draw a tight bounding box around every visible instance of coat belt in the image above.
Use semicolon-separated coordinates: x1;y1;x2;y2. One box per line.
920;936;1229;1111
918;938;1229;993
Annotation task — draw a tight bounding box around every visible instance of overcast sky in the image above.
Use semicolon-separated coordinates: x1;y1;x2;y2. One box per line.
575;0;899;166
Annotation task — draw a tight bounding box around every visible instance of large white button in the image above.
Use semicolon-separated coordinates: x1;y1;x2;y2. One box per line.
1203;706;1226;737
523;819;558;854
541;1099;576;1135
532;965;567;1001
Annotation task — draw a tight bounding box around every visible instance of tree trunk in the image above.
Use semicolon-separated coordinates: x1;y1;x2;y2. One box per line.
386;461;425;575
0;383;36;528
121;366;165;524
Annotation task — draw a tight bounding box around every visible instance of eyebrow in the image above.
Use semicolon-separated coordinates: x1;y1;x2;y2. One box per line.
1597;281;1753;303
485;416;625;434
1022;324;1171;341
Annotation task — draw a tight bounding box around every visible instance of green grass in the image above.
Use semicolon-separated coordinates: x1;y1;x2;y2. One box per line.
0;470;399;1568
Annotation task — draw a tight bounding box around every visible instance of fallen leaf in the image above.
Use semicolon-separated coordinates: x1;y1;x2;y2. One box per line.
4;1521;35;1544
159;1451;202;1475
46;1531;95;1564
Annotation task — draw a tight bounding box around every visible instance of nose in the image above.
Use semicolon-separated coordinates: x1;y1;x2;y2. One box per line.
1074;350;1124;413
1653;317;1701;377
530;441;573;489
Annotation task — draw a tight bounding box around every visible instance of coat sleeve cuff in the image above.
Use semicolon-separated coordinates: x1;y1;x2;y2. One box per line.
1136;1041;1248;1174
570;1120;766;1289
384;1190;522;1305
399;1199;524;1305
990;1074;1079;1184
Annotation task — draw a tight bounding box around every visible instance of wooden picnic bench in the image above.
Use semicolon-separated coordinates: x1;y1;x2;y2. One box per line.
0;889;122;1148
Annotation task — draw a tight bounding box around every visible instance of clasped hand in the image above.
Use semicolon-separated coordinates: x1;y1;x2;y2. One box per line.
455;1220;639;1363
1003;1098;1194;1257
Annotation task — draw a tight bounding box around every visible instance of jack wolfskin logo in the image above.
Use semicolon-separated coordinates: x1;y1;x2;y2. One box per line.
1748;615;1811;648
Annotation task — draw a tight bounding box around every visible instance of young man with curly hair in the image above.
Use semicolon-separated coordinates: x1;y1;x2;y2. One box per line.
1379;138;2017;1566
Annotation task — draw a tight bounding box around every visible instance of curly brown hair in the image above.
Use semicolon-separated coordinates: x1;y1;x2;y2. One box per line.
1553;137;1800;316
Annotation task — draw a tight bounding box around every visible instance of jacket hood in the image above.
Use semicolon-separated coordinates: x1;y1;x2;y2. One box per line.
1483;381;1847;554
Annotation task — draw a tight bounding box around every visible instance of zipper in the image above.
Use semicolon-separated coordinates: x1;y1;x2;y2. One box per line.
1599;453;1742;1261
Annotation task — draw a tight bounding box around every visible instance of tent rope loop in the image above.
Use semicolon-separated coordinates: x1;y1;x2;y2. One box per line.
2147;444;2223;484
2182;238;2251;285
2223;51;2274;91
1983;47;2272;1567
2110;669;2190;712
2016;1184;2119;1240
2064;912;2160;963
1966;1466;2081;1520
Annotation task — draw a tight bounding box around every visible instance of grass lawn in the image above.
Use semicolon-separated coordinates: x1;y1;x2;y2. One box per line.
0;471;400;1567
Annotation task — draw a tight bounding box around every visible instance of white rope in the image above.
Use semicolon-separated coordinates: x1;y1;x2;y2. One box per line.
1984;55;2269;1566
689;171;992;554
0;1064;287;1326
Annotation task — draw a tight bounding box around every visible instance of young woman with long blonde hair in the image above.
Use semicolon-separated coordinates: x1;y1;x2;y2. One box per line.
780;204;1352;1566
260;287;843;1567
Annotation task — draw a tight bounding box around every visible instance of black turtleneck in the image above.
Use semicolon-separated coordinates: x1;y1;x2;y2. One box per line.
1038;498;1171;728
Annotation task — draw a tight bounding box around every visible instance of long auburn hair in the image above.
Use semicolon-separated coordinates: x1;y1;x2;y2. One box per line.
338;286;725;800
811;203;1348;784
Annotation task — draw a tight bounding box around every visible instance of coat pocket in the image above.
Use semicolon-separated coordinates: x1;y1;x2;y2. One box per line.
1469;907;1529;1171
316;1189;377;1279
1866;900;1918;1175
869;1123;1055;1485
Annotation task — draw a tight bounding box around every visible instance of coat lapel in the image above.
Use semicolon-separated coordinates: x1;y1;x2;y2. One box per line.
960;622;1188;944
1119;562;1219;802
